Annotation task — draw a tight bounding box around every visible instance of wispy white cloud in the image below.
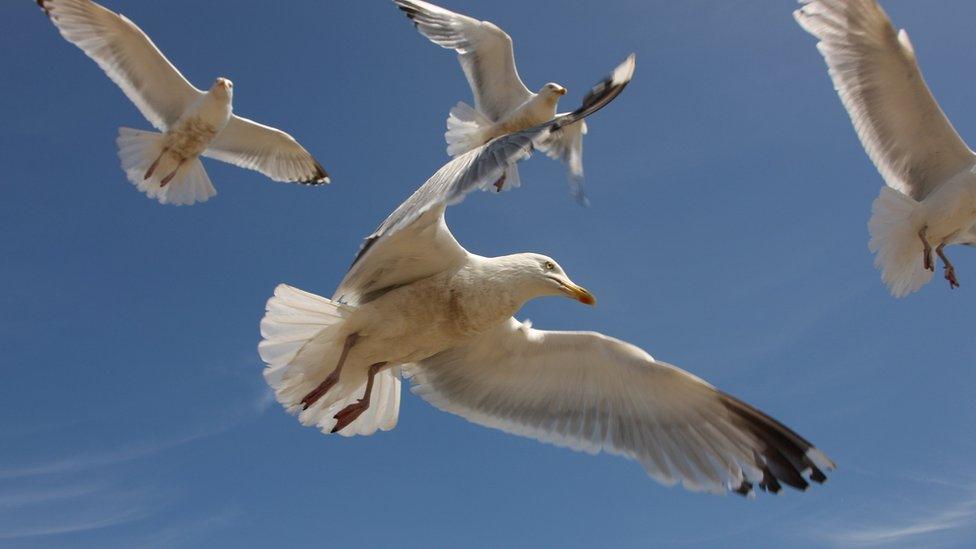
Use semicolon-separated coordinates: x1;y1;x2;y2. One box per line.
0;385;272;480
0;481;104;509
0;483;172;540
134;506;241;549
827;479;976;547
0;367;269;544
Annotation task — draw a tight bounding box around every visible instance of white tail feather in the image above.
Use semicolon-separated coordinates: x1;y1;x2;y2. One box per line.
258;284;400;436
868;186;932;297
445;102;492;156
116;127;216;206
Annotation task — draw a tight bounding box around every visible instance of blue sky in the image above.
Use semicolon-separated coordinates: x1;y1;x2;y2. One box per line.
2;0;976;547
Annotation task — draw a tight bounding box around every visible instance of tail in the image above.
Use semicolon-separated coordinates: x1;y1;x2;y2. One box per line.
445;102;492;156
868;186;932;297
258;284;400;436
117;127;216;206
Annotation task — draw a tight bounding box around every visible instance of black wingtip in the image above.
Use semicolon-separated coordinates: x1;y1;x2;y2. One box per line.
296;162;330;186
733;481;754;497
720;393;834;495
394;1;421;23
311;162;330;185
37;0;51;17
552;53;636;133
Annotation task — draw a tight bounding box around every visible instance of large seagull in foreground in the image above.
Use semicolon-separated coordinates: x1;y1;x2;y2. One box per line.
258;58;834;496
796;0;976;297
38;0;329;205
394;0;628;204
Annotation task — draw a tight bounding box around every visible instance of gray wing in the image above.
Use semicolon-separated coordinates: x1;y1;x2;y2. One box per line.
333;55;636;305
394;0;532;120
796;0;975;200
405;318;835;496
39;0;202;131
204;115;329;185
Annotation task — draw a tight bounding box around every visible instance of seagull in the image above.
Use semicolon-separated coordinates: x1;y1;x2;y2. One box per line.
796;0;976;297
393;0;621;204
258;57;833;496
38;0;329;205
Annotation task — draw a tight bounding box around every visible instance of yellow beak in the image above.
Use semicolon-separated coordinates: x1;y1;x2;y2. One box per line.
562;281;596;306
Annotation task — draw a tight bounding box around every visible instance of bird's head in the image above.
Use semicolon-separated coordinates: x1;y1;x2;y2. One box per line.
540;82;568;100
502;253;595;306
211;77;234;98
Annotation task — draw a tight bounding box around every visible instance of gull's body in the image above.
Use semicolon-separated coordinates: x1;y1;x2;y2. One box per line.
478;91;564;147
796;0;976;297
259;58;834;496
336;255;532;368
39;0;328;205
160;88;232;169
394;0;591;201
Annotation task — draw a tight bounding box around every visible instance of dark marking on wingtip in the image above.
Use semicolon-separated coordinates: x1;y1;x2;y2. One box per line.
310;162;330;185
37;0;51;17
733;481;753;497
758;466;782;494
716;393;832;495
809;467;828;484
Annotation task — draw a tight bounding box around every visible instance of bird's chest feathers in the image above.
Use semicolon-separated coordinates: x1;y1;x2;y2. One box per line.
359;273;517;362
165;98;230;158
497;97;557;134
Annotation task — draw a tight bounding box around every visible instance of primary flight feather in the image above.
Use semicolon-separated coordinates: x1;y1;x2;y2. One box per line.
38;0;329;205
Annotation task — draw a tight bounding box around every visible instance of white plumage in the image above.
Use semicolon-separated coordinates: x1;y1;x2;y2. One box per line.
796;0;976;297
39;0;328;205
394;0;614;203
258;59;833;496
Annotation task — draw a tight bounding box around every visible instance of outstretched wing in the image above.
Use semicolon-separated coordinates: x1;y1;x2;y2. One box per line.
334;55;636;305
394;0;532;120
795;0;975;200
204;115;329;185
39;0;202;131
405;318;835;496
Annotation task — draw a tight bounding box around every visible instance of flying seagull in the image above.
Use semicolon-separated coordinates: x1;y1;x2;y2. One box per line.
796;0;976;297
258;58;833;496
393;0;628;204
38;0;329;205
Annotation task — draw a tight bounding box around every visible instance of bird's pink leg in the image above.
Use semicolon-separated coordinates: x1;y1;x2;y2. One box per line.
919;227;934;272
331;361;387;434
159;159;186;187
301;333;359;410
494;172;507;192
144;148;168;180
936;243;960;289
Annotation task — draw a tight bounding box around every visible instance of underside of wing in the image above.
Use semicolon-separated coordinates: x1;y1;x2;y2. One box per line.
796;0;975;200
204;115;329;185
40;0;201;131
405;318;834;495
394;0;532;120
333;205;466;305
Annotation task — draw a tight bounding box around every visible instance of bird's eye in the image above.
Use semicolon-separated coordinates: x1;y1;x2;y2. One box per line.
544;261;555;271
